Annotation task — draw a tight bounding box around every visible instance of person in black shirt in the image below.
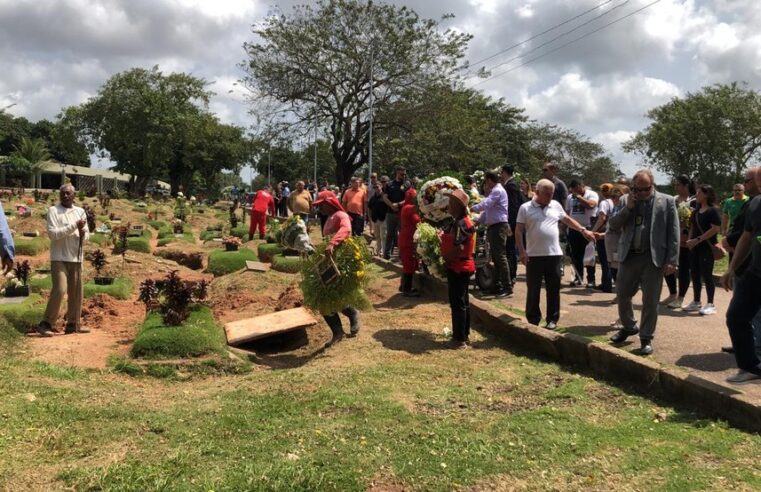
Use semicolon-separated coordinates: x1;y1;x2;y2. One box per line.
368;181;389;256
501;164;524;285
541;162;568;209
382;166;408;260
684;185;722;316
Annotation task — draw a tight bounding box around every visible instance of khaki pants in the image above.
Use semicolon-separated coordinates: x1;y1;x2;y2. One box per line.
43;261;84;329
372;219;386;256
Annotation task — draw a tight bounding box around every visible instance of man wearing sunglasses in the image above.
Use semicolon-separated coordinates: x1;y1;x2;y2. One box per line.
608;169;679;356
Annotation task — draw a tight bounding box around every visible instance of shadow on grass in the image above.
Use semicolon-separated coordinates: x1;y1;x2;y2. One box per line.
373;294;419;311
676;352;738;372
373;328;448;355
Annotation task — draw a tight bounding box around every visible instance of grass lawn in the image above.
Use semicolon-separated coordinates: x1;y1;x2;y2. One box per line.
88;232;111;247
0;293;45;333
14;236;50;256
271;253;301;273
157;225;194;247
207;248;257;276
84;277;133;300
131;305;226;359
257;243;282;262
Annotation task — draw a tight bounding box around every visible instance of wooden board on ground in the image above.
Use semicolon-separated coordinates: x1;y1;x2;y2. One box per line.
246;261;270;272
224;307;317;345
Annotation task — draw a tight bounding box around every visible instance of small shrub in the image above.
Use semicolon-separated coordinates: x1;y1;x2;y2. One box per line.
139;271;208;326
271;254;302;273
14;237;50;256
207;248;257;276
90;249;107;276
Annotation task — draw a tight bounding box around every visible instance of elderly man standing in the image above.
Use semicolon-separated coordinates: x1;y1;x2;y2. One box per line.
0;199;15;274
288;181;312;221
471;171;512;297
36;184;90;337
516;179;595;330
608;170;679;355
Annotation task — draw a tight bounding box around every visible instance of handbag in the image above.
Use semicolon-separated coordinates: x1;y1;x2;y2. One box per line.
695;214;726;261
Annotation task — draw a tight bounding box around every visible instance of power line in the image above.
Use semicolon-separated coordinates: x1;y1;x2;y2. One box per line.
479;0;630;76
463;0;617;71
471;0;663;88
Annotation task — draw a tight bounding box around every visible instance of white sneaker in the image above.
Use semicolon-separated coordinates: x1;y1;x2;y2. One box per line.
699;303;717;315
660;294;678;306
682;301;702;312
726;370;761;385
667;297;684;309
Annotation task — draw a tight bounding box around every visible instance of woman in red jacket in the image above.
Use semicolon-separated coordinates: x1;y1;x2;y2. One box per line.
441;189;476;349
398;188;421;297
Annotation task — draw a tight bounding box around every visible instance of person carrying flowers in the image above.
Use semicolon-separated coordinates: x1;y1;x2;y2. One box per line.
441;189;476;349
399;188;421;297
312;190;361;344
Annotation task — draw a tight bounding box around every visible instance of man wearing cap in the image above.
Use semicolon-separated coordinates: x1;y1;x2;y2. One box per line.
313;191;361;344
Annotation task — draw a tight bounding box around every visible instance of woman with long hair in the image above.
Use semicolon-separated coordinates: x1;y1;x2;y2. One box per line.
662;175;696;308
683;184;722;315
519;178;534;201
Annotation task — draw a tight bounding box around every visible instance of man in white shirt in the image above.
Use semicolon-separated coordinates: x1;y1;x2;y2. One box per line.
516;179;595;330
566;179;599;288
36;184;90;337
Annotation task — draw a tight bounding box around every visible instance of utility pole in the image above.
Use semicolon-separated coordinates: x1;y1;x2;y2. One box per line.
267;145;271;186
313;119;318;185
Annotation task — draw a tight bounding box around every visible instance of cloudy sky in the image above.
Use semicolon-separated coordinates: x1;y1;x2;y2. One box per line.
1;0;759;180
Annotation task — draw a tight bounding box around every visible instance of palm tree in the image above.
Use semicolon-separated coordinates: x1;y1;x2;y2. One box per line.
11;137;50;187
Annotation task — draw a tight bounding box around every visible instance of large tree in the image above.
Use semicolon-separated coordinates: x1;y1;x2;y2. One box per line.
67;66;211;194
242;0;470;185
374;84;531;177
624;83;761;191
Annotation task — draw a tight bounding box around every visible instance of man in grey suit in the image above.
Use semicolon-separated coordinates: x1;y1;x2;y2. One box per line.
608;169;679;355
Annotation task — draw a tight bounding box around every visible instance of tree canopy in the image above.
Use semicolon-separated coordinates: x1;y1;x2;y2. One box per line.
0;111;89;166
242;0;471;185
624;83;761;191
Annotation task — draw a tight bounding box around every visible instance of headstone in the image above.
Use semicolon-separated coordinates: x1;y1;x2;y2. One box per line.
224;307;317;345
246;261;270;272
0;296;26;305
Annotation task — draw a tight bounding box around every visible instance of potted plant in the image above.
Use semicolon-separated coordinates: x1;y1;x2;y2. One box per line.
90;249;113;285
139;271;209;325
4;260;31;297
222;236;242;252
173;219;184;234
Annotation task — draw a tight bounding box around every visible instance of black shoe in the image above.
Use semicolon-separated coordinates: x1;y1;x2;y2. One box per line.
327;333;344;346
638;342;653;356
495;289;513;299
721;346;735;354
610;327;639;344
36;322;55;337
402;289;421;298
65;324;90;334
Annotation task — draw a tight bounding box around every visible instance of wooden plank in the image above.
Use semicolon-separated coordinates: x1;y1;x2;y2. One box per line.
224;307;317;345
246;261;270;272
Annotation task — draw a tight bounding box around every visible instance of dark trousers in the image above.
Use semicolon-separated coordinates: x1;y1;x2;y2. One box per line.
447;270;472;342
567;228;594;283
384;212;400;258
319;214;328;235
726;272;761;375
596;237;612;291
690;244;715;304
323;307;359;336
525;255;562;325
487;223;512;291
665;247;691;297
349;213;365;237
505;233;517;285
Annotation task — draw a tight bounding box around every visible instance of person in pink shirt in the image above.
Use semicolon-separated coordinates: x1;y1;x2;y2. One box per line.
313;191;361;344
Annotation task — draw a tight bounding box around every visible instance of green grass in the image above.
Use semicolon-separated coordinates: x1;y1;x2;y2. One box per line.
144;220;167;230
126;236;151;253
131;305;226;359
199;230;222;241
156;225;194;246
14;236;50;256
0;316;22;351
271;253;302;273
257;243;282;262
229;225;250;241
207;248;257;276
29;275;52;292
84;277;133;300
0;293;45;333
88;232;111;247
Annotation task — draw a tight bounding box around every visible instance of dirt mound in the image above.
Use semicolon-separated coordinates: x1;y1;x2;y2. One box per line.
81;294;120;326
275;282;303;311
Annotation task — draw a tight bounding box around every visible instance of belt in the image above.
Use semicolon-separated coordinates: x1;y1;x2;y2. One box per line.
487;222;508;228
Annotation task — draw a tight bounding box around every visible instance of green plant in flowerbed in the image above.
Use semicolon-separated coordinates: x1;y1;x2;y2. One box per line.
299;235;372;315
257;243;283;262
14;236;50;256
207;248;257;276
132;271;220;358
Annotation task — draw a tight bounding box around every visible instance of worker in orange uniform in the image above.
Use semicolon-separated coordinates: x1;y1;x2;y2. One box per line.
249;185;276;240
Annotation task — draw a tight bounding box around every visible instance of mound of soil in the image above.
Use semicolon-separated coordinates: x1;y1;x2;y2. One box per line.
275;283;304;311
81;294;120;326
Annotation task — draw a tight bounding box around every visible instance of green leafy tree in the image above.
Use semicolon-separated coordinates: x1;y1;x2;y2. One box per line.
242;0;471;185
0;112;32;156
624;83;761;191
67;66;211;194
8;137;50;187
527;124;621;186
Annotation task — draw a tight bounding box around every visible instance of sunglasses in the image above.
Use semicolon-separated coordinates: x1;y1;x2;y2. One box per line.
633;185;652;193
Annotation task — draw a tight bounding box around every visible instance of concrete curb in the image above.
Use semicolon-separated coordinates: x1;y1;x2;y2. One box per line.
371;256;761;433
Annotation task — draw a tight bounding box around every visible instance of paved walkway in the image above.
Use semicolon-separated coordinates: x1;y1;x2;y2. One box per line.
479;263;761;402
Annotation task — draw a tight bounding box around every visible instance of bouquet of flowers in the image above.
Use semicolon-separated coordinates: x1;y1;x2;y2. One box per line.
414;222;446;279
677;201;693;229
280;215;315;254
299;235;371;315
417;176;464;224
222;236;242;246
